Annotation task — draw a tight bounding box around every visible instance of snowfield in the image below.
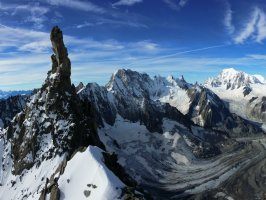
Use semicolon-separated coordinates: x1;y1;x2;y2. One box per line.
58;146;124;200
0;143;124;200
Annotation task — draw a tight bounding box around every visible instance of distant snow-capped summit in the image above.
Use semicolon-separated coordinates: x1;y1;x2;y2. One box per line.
205;68;266;123
106;68;191;97
205;68;264;90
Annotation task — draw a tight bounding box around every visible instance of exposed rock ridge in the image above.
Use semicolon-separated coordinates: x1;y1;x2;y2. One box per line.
80;68;264;137
80;69;192;133
49;26;71;92
6;26;103;175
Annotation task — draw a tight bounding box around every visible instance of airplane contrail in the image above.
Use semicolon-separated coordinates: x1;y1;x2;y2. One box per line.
124;44;230;67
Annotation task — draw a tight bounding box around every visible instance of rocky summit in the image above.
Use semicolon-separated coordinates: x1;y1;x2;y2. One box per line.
9;26;107;175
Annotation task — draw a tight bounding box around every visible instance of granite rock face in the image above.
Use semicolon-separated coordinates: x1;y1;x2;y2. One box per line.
187;86;263;137
248;96;266;122
6;26;103;175
80;69;192;134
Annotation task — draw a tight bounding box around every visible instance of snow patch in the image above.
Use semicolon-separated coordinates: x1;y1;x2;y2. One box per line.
58;146;124;200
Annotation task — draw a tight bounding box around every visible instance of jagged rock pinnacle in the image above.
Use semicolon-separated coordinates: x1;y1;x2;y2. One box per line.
51;26;68;65
44;26;72;95
50;26;71;83
7;26;104;175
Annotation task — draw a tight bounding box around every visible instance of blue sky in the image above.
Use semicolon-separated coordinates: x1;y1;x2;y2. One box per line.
0;0;266;90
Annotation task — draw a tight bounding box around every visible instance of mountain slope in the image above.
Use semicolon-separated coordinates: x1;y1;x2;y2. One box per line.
82;69;263;137
205;68;266;124
0;27;135;200
79;68;265;199
57;146;124;200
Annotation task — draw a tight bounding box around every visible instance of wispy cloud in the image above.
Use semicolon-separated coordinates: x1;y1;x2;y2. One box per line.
0;2;50;29
234;7;266;44
0;24;49;52
0;24;162;89
0;24;130;53
224;1;235;34
76;17;148;29
163;0;189;11
112;0;143;7
256;8;266;42
123;44;229;67
131;41;159;52
45;0;105;13
247;54;266;60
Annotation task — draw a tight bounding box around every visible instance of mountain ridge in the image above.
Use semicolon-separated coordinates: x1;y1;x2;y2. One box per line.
0;28;265;200
205;68;266;124
205;67;265;89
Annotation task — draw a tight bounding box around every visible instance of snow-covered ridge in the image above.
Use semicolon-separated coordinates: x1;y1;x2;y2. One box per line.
205;68;266;123
205;68;265;89
105;69;192;114
81;68;264;138
58;146;124;200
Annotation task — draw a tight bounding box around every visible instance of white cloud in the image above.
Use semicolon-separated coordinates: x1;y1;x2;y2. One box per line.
133;41;159;51
45;0;105;13
112;0;143;7
163;0;189;11
2;24;265;90
0;3;50;29
0;24;162;89
0;24;128;53
247;54;266;60
234;7;266;44
256;9;266;42
76;18;148;29
178;0;188;7
224;2;235;34
0;24;49;52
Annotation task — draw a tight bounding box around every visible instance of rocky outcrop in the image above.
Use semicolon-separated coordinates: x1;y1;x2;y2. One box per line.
6;26;104;175
75;82;85;93
248;96;266;122
187;86;264;137
79;83;117;127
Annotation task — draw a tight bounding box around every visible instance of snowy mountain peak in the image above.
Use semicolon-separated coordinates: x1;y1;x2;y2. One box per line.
166;74;185;84
205;68;263;89
221;67;239;75
254;74;265;83
106;69;154;97
113;68;150;84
